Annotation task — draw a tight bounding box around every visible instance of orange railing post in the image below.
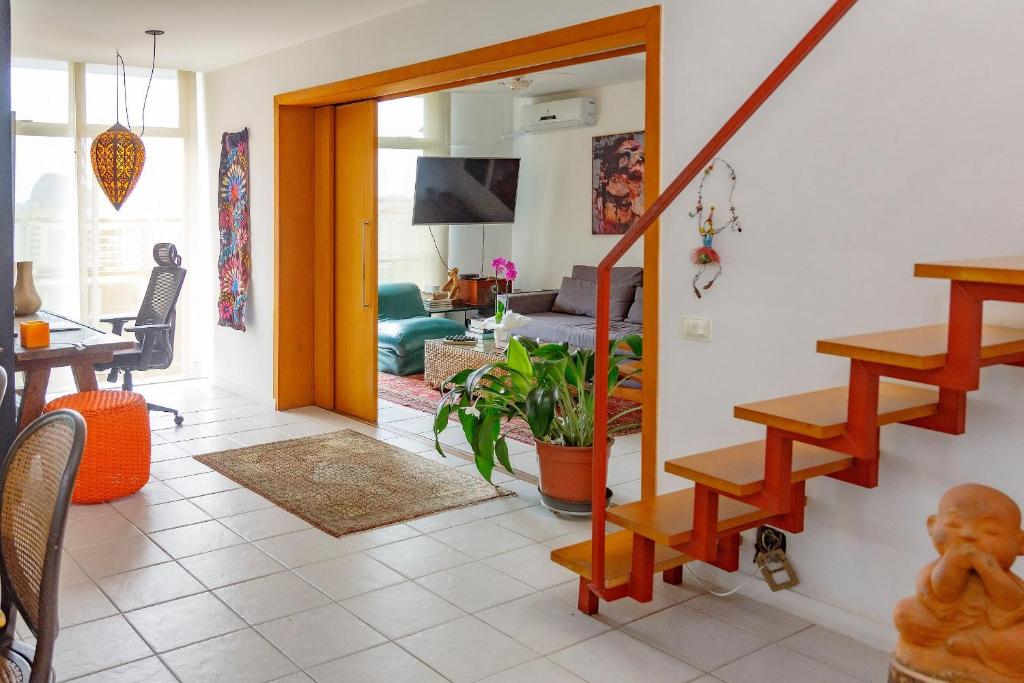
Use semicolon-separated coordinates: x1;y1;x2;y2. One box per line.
589;0;859;594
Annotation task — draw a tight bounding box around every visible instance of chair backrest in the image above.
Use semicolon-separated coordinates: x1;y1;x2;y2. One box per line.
134;243;187;367
0;366;6;406
0;410;85;678
378;282;427;321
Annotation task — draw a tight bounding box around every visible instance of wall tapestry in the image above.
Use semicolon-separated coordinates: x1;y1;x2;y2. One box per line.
592;131;645;235
217;128;250;331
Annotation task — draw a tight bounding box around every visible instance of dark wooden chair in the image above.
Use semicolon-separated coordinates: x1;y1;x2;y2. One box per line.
95;243;188;425
0;409;86;682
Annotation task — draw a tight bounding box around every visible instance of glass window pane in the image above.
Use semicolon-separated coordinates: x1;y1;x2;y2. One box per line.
14;135;80;317
378;97;425;138
86;64;179;128
379;148;437;288
12;59;69;124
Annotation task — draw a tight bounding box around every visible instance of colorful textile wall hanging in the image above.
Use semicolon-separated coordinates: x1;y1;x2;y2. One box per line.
217;128;251;331
591;131;645;235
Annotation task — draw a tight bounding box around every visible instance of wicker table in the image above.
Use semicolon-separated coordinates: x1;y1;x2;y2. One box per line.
424;339;506;390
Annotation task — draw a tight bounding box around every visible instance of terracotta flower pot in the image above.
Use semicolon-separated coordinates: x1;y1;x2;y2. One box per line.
535;439;612;512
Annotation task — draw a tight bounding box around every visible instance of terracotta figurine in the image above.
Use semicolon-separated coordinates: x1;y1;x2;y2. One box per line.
892;483;1024;682
441;268;460;301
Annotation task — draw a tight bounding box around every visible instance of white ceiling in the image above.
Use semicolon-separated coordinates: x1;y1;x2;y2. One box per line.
12;0;427;73
450;53;645;97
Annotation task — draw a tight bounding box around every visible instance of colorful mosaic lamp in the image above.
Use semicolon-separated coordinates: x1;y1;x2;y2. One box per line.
90;30;162;211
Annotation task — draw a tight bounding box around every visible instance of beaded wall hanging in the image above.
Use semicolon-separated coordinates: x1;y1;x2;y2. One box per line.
689;158;742;298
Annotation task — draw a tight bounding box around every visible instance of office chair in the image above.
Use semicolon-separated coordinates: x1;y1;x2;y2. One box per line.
96;243;187;425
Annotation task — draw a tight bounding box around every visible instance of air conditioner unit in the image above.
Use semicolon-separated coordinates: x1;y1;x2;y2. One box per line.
520;97;598;133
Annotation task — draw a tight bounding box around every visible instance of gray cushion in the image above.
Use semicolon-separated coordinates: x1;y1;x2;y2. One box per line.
552;277;595;316
514;312;642;350
571;265;643;288
551;277;635;320
626;286;643;324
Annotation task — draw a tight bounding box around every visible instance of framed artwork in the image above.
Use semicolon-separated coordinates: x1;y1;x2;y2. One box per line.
592;131;645;235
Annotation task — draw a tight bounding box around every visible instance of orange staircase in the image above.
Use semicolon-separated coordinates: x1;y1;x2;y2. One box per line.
553;256;1024;614
546;0;1024;616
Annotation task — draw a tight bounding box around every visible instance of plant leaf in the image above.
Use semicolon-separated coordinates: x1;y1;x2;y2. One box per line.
505;338;532;377
495;437;513;475
526;386;555;438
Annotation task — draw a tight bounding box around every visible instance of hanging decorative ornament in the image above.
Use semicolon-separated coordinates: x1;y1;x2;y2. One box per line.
689;158;742;298
90;30;162;211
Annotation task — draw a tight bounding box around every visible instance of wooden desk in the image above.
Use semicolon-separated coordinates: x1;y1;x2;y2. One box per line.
14;311;135;430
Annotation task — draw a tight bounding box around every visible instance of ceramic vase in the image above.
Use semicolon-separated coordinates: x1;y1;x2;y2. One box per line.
13;261;42;316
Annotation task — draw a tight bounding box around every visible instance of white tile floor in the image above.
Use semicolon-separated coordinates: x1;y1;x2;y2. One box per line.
34;378;891;682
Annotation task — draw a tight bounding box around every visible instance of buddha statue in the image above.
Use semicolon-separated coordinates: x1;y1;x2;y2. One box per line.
892;484;1024;682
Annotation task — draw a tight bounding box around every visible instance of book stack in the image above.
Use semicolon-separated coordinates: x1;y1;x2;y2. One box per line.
467;318;494;344
421;291;453;313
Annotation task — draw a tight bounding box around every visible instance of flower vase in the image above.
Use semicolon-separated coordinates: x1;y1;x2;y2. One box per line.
13;261;42;315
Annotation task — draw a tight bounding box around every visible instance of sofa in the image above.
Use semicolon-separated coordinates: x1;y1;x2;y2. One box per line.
378;282;466;375
505;265;644;349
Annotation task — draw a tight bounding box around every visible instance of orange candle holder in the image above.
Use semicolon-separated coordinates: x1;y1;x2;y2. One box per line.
19;320;50;349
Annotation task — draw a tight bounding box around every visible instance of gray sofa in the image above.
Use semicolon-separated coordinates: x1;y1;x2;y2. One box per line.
505;265;643;349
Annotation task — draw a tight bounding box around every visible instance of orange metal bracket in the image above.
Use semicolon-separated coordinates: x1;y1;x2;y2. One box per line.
588;0;860;596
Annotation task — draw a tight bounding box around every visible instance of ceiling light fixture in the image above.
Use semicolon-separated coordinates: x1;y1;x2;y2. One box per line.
90;29;163;211
499;76;534;94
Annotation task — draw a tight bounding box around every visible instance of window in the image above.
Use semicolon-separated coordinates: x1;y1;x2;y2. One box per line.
13;59;199;387
377;94;450;290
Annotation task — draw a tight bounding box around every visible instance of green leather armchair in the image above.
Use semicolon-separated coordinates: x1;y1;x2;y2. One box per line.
378;283;465;375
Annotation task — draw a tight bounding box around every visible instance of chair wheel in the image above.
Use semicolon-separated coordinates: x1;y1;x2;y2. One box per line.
174;415;185;426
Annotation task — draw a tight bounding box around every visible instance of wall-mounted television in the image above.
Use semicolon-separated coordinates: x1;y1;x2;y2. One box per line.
412;157;521;225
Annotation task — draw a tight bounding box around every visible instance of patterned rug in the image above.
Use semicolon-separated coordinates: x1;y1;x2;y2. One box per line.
378;372;642;443
196;429;509;537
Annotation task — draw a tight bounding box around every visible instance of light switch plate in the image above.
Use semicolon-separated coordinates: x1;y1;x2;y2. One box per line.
682;316;712;341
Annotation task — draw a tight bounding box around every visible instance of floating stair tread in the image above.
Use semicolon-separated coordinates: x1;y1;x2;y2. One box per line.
549;530;692;588
664;440;852;497
733;382;940;439
915;256;1024;285
816;324;1024;370
606;489;771;548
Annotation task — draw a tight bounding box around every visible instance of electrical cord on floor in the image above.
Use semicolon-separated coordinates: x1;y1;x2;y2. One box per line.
685;563;754;597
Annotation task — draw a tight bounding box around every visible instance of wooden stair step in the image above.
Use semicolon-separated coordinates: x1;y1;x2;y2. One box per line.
817;324;1024;370
605;489;772;548
549;530;692;588
915;256;1024;285
664;440;852;497
733;382;939;439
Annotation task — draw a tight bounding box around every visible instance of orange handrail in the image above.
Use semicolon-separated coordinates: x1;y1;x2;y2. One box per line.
589;0;860;592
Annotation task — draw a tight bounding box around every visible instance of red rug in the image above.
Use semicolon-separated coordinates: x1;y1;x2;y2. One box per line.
378;372;642;444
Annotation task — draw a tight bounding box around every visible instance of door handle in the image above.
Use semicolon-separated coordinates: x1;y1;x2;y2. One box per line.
361;219;370;309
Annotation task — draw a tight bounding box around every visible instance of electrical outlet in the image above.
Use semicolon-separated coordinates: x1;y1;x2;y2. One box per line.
682;316;712;341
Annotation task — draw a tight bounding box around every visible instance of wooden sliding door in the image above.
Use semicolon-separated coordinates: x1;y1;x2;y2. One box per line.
332;101;378;421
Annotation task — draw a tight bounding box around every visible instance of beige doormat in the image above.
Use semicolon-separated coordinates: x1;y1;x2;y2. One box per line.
195;429;510;537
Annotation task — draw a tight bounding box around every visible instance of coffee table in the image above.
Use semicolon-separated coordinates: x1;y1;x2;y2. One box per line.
424;339;506;390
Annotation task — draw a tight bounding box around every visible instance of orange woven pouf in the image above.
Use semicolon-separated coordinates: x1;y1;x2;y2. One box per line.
43;391;150;504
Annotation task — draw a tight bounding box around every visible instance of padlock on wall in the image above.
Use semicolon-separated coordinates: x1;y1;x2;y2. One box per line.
753;526;799;592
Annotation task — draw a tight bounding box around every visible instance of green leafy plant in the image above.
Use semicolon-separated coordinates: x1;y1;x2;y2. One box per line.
433;335;642;482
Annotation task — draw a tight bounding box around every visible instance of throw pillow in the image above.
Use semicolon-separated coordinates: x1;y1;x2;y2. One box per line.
626;286;643;324
571;265;643;288
552;277;636;321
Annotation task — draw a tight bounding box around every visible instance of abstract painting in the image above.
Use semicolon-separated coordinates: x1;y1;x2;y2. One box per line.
218;128;250;331
592;131;645;235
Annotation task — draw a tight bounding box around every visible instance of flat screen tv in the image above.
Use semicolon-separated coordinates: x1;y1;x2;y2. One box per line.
412;157;521;225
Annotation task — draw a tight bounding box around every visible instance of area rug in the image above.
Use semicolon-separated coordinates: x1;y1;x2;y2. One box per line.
196;429;509;537
378;371;642;443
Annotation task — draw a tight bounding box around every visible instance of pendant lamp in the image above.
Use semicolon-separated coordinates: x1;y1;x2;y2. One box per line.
90;29;162;211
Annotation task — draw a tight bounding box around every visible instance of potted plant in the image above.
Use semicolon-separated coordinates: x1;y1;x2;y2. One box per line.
432;335;642;512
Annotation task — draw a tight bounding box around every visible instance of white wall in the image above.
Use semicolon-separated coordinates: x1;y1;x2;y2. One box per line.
512;80;645;290
447;92;515;277
204;0;1024;649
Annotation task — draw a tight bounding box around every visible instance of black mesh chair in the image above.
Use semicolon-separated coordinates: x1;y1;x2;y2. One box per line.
95;243;187;426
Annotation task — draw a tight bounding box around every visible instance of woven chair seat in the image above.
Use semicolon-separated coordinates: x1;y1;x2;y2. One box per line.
43;391;150;504
0;644;33;682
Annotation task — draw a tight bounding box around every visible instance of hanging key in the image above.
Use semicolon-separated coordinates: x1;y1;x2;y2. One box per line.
753;526;799;591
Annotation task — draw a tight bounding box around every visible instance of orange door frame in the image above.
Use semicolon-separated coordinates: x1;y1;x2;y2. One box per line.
274;6;662;489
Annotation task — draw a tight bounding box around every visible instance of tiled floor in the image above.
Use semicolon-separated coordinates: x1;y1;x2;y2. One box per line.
37;378;890;682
